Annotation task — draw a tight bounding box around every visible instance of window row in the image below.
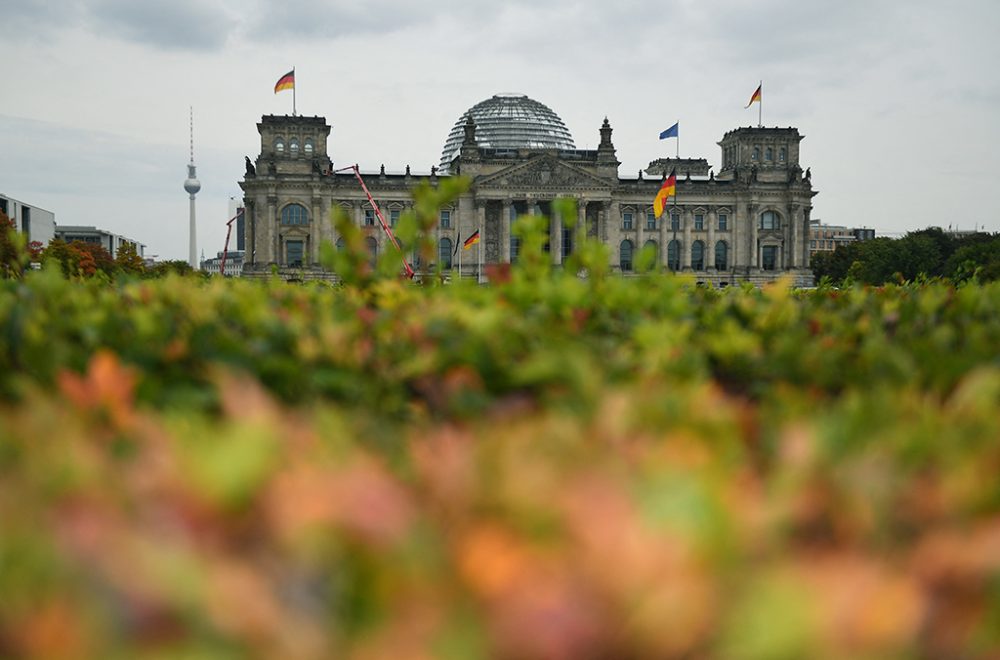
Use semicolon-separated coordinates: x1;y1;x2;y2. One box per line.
282;204;453;228
750;146;787;163
273;137;315;156
619;239;730;272
623;211;729;231
330;236;457;270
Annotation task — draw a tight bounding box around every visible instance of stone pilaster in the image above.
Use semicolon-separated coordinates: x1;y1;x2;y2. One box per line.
707;208;716;269
682;207;692;270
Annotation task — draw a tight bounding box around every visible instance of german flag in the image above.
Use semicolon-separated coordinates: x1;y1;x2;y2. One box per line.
745;84;762;108
463;230;480;250
653;169;676;219
274;70;295;93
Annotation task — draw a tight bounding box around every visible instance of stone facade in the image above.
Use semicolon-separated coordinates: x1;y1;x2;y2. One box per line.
239;112;816;286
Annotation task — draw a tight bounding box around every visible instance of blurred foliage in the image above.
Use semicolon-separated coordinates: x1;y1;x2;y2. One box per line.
1;205;1000;658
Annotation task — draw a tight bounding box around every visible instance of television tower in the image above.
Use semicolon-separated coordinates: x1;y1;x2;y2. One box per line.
183;107;201;269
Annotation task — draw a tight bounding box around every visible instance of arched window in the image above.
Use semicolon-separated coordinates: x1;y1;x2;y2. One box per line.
779;147;787;162
765;147;773;161
274;137;285;154
752;146;760;161
760;211;779;230
289;138;299;156
691;240;705;270
281;203;308;225
439;237;453;269
365;236;378;266
619;239;634;272
644;239;658;260
667;239;680;271
336;237;345;250
715;241;729;271
304;139;314;155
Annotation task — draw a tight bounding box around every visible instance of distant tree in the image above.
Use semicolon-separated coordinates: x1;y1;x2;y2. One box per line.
114;242;145;275
41;239;114;278
944;236;1000;282
146;260;196;278
0;211;28;279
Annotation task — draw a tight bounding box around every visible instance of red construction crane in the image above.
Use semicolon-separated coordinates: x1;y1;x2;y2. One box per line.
332;164;414;279
224;164;414;279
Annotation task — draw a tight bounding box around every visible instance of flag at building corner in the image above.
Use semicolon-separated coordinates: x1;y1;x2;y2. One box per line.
659;122;679;140
745;84;762;108
463;230;480;250
274;70;295;93
653;169;677;219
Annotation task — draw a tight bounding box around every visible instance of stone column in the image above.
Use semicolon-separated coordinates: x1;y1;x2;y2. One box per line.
547;203;559;266
802;208;812;268
477;201;486;280
267;194;278;264
682;207;692;270
707;208;717;270
311;196;322;264
788;204;798;269
637;205;645;251
749;203;759;268
502;199;512;262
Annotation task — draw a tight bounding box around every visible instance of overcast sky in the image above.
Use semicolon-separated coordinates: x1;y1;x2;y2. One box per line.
3;0;998;260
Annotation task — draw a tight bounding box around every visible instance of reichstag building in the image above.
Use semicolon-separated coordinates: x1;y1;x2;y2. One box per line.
239;93;816;286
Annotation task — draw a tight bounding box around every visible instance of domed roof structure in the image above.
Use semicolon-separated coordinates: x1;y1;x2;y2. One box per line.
440;94;576;171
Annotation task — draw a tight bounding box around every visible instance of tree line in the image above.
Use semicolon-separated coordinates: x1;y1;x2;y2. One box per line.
811;227;1000;284
1;211;195;279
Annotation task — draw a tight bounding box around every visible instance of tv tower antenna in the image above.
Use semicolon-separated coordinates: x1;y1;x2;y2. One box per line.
183;106;201;269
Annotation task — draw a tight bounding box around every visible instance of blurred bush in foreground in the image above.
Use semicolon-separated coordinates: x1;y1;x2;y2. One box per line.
1;258;999;657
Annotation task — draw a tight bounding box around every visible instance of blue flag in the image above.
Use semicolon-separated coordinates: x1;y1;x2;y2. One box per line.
659;122;679;139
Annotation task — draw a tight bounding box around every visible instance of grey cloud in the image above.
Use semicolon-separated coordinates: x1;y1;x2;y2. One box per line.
3;0;87;35
85;0;238;51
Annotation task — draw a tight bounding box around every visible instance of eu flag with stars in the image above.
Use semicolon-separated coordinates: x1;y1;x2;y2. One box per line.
659;122;679;139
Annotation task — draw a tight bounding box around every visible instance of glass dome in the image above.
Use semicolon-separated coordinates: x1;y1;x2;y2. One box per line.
440;94;576;171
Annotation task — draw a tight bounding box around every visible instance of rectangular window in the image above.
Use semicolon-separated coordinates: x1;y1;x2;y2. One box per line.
286;240;304;266
718;214;728;231
810;240;816;249
694;214;704;230
762;245;777;271
622;211;633;230
440;209;451;229
671;214;680;231
364;209;375;226
390;209;400;227
646;212;656;230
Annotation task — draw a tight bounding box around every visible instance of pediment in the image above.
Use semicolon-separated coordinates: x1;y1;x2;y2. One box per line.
475;155;612;190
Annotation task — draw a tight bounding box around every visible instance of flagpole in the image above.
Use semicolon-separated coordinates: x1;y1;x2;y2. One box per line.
758;80;762;128
458;232;462;278
676;120;679;159
293;67;297;116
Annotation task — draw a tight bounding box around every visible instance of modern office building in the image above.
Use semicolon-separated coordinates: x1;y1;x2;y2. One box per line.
239;94;817;286
1;193;56;247
55;226;145;259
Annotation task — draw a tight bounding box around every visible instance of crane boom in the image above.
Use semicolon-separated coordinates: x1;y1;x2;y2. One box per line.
332;164;415;279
